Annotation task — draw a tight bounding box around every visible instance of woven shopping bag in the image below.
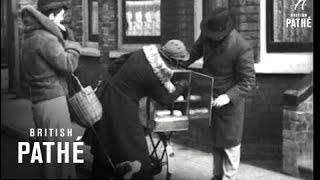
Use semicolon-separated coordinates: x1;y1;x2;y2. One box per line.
68;74;103;128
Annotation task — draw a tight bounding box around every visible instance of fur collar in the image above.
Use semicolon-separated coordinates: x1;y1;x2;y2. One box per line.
143;45;176;93
21;5;64;45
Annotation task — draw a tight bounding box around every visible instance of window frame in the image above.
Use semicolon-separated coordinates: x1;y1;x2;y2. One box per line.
121;0;161;44
266;0;313;53
88;0;99;42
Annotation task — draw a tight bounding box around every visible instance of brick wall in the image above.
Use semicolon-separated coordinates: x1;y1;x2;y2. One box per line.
161;0;194;49
70;0;83;42
70;0;116;86
229;0;260;63
172;74;305;160
241;74;304;159
202;0;260;62
282;74;313;177
282;95;313;176
98;0;117;61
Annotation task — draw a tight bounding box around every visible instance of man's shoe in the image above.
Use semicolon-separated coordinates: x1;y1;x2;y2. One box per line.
210;175;222;180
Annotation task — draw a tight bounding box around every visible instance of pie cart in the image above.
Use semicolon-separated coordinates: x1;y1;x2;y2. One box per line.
140;70;214;180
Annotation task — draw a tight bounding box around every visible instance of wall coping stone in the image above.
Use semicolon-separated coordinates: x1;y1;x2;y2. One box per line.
283;73;313;106
80;47;101;57
110;50;129;58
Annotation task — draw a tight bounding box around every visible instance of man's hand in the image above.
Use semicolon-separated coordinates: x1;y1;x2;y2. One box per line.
211;94;230;108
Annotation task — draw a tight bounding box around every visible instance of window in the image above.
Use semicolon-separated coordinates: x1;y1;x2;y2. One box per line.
88;0;99;42
122;0;161;44
267;0;313;52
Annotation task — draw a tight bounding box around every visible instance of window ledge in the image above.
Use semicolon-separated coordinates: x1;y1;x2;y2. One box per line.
110;50;129;58
254;53;313;74
187;55;313;74
283;73;313;106
120;44;160;51
80;47;100;57
110;44;161;58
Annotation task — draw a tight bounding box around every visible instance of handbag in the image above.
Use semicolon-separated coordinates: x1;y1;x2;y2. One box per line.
68;73;142;178
68;73;103;128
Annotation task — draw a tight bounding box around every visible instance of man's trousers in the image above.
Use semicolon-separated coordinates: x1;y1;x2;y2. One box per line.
212;144;241;180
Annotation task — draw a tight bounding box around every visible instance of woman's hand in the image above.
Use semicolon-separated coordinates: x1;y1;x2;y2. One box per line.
57;23;66;31
65;27;75;41
175;79;189;87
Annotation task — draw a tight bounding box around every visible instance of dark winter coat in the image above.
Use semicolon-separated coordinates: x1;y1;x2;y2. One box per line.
185;29;256;148
20;5;81;103
83;46;188;179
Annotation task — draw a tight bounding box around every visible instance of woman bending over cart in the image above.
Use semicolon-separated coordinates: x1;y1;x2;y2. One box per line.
83;40;190;179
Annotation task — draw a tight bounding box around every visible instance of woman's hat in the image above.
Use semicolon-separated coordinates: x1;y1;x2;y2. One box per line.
160;40;190;61
200;8;234;41
37;0;70;14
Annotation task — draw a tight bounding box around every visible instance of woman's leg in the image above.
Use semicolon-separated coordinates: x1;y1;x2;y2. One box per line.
32;96;76;179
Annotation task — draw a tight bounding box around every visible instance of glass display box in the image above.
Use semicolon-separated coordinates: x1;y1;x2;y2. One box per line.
145;70;214;132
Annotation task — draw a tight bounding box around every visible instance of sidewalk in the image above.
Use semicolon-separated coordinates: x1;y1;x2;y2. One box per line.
1;93;303;180
1;93;92;178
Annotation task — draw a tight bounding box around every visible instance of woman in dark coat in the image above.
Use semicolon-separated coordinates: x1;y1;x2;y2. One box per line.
83;40;190;179
183;8;256;180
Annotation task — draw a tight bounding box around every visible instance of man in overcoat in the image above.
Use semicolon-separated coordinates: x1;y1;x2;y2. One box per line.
183;8;256;180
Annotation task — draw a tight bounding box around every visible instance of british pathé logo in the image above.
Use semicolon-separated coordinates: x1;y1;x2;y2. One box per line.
294;0;307;10
286;0;312;28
